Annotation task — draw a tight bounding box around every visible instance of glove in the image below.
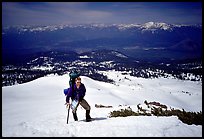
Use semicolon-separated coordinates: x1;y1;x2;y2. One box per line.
64;102;70;109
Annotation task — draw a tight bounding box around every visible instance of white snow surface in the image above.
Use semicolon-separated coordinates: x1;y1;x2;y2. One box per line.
2;71;202;137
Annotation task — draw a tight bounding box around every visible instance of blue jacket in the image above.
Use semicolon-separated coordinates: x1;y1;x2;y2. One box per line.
66;83;86;102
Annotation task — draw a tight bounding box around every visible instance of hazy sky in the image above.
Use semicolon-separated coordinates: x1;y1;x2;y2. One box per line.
2;2;202;26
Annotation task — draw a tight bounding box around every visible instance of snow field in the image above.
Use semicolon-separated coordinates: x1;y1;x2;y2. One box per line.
2;71;202;137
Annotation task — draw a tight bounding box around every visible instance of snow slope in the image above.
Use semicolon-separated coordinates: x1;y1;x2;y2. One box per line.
2;71;202;137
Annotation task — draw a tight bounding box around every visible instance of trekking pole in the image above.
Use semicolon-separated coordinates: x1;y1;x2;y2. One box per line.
67;104;70;124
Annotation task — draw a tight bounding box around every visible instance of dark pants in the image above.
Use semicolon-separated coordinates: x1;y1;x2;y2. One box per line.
79;99;91;111
72;99;91;121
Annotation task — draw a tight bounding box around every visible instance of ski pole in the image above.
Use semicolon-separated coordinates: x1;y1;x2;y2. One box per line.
67;104;70;124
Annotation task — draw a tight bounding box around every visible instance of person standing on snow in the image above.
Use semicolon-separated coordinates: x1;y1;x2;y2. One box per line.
66;77;92;122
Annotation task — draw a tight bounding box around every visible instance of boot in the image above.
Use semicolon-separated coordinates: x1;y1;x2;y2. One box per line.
86;110;92;122
73;112;78;121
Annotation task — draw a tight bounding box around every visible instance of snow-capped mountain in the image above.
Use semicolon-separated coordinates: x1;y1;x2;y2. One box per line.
117;22;174;32
2;22;200;33
2;71;202;137
139;22;172;32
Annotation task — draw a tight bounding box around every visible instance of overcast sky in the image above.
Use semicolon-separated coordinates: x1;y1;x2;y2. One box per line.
2;2;202;26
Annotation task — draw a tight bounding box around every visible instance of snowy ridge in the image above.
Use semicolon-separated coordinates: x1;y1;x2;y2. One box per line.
117;23;141;30
141;22;171;30
140;22;172;33
3;22;201;33
2;71;202;137
111;51;128;58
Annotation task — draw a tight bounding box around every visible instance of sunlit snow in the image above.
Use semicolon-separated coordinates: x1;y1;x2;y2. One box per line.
2;71;202;137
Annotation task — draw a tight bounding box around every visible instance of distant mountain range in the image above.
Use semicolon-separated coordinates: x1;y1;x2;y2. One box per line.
2;22;202;33
2;22;202;65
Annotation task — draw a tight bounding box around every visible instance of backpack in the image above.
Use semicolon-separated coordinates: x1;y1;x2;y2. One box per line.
63;70;80;96
69;70;80;90
64;88;69;96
